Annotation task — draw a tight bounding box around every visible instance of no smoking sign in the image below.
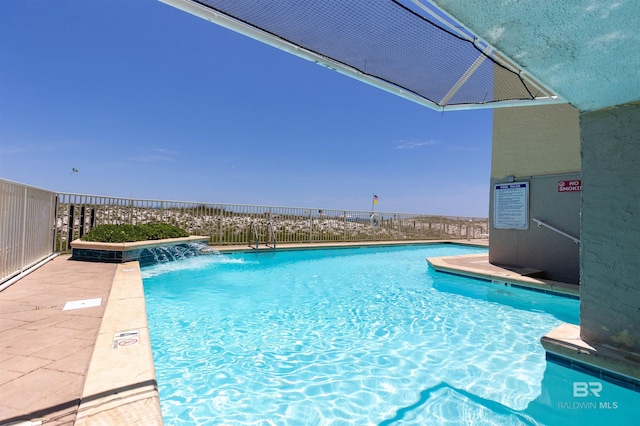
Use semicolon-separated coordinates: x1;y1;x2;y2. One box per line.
558;180;581;192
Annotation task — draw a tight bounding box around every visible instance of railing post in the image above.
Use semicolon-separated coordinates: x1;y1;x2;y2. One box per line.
79;206;86;238
218;207;223;244
68;205;75;246
343;211;347;242
20;187;27;272
90;208;96;230
52;195;59;252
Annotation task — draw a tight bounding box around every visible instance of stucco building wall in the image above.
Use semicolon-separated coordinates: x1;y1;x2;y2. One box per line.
490;103;581;283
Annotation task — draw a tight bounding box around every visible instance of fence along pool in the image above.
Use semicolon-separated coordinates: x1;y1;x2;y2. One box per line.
54;193;488;251
0;179;57;287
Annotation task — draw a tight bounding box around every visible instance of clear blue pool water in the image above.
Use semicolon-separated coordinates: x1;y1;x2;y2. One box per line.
142;244;639;425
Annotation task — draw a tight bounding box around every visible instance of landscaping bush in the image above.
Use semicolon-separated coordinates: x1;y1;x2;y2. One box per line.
80;223;189;243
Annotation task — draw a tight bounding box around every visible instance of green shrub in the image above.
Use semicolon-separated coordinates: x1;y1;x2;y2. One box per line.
81;223;189;243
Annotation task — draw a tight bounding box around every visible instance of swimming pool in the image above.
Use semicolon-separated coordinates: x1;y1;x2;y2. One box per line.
142;244;638;425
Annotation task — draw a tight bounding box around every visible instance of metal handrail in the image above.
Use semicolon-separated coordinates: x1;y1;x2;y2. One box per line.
249;221;259;250
532;218;580;245
266;221;277;250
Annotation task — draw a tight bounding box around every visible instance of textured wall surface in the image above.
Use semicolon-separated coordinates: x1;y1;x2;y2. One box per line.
580;102;640;351
492;103;580;179
431;0;640;111
489;103;581;283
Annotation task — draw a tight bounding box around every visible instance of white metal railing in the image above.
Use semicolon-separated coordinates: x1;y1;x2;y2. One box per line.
532;218;580;245
53;192;489;251
1;179;57;285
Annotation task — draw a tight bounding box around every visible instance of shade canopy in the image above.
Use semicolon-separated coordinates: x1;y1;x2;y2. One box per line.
160;0;564;111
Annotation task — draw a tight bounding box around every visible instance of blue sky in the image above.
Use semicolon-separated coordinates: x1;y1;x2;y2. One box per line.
0;0;493;217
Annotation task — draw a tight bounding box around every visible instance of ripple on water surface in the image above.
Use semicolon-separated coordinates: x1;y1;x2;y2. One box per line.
143;245;578;425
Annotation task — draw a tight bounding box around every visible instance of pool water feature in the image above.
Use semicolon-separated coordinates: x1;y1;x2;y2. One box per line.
142;244;638;425
142;241;219;265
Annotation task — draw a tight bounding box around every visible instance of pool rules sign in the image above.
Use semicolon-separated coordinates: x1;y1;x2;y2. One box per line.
494;182;529;230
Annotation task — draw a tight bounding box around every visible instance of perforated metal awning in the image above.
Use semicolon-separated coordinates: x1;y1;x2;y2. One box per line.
159;0;564;110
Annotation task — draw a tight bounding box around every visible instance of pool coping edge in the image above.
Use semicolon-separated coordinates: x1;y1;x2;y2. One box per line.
542;323;640;388
74;262;163;425
426;254;580;298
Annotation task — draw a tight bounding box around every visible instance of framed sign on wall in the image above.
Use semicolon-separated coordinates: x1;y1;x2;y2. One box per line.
494;182;529;230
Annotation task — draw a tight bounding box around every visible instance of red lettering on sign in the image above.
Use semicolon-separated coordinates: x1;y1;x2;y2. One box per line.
558;180;582;192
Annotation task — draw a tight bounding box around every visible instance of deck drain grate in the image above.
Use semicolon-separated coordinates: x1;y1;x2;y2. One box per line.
62;297;102;311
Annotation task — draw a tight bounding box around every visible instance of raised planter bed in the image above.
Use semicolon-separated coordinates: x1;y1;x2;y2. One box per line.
70;236;210;266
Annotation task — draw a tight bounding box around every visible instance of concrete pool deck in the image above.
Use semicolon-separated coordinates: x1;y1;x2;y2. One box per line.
0;256;162;426
10;238;636;425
